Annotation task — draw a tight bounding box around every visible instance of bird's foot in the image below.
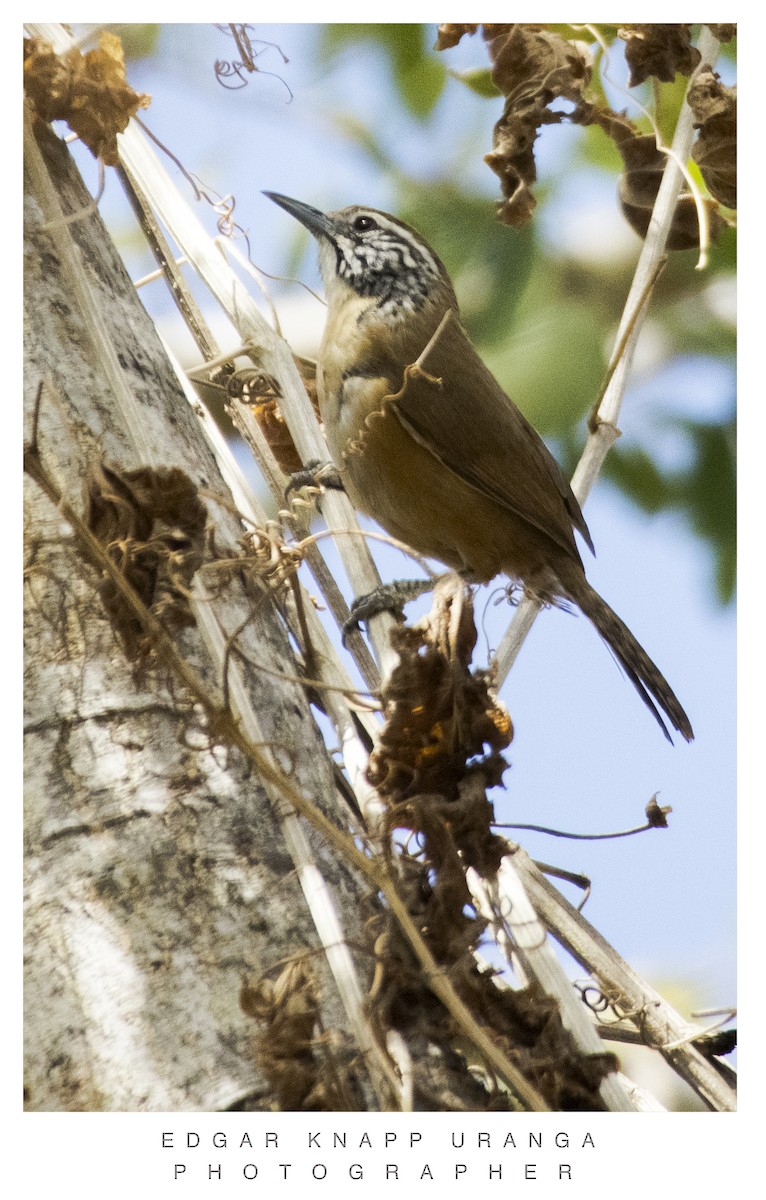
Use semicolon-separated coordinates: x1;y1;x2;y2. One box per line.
342;577;438;643
285;460;345;498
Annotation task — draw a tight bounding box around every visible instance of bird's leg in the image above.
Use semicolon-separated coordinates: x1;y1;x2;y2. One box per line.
285;459;345;498
342;575;448;643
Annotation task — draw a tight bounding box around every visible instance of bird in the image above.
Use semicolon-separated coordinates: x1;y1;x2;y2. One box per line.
264;191;694;744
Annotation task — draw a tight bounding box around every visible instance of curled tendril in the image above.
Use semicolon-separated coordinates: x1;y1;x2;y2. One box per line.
213;24;293;100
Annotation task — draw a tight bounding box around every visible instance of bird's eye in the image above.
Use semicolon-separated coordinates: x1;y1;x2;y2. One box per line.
353;215;377;232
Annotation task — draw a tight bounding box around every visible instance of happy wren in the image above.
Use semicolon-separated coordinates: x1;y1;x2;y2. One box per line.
265;191;693;743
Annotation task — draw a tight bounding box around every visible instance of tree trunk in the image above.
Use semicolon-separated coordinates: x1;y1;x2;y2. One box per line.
23;120;371;1112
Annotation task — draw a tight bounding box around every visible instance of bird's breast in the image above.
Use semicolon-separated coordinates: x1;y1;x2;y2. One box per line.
314;298;569;584
316;364;513;579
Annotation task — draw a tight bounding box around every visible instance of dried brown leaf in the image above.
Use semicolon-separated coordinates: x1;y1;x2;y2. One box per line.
688;69;737;209
473;25;592;226
434;24;480;52
24;33;151;166
240;963;350;1111
490;28;590;220
707;24;736;44
486;25;591;101
240;962;319;1044
618;24;701;87
364;579;616;1110
569;99;638;148
367;580;512;817
86;462;206;659
437;23;733;249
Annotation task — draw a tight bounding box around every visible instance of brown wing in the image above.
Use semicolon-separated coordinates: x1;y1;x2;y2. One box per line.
391;315;594;560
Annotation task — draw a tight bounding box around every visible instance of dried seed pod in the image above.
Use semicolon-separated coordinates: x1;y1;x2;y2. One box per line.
617;133;727;249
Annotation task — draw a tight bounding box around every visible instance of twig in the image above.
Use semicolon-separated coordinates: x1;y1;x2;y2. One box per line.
24;106;157;469
26;20;731;1114
32;16;398;681
213;235;284;336
114;104;400;679
467;851;637;1111
116;162;220;360
160;336;384;806
494;25;722;688
511;845;736;1111
385;1031;414;1112
344;311;451;459
224;394;382;692
534;861;591;911
582;21;713;269
494;819;664;841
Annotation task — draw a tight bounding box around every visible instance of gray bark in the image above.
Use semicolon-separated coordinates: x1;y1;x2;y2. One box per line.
24;123;369;1112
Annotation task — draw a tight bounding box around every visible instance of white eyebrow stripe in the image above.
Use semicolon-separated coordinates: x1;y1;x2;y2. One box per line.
372;215;441;276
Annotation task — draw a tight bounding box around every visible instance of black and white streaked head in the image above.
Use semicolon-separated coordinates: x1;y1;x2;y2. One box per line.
264;192;458;320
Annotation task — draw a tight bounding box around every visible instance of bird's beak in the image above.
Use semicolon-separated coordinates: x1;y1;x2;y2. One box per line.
263;191;336;242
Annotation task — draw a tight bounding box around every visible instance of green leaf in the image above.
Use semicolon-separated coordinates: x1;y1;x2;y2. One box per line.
654;71;692;145
448;67;501;98
482;298;605;434
395;55;446;118
603;446;674;513
320;23;446;118
678;414;736;602
108;23;161;60
331;112;395;171
603;413;736;605
311;23;735;598
574;123;625;174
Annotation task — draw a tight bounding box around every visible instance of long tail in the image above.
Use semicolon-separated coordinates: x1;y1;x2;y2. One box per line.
571;579;694;744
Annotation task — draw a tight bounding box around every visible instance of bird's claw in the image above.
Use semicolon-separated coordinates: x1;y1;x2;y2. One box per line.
285;460;345;498
342;577;436;644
